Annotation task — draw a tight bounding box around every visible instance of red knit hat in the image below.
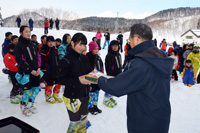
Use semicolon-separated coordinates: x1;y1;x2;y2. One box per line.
89;41;99;52
168;47;174;53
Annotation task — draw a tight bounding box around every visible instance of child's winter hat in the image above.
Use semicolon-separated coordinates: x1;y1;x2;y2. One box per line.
89;41;99;52
167;47;174;53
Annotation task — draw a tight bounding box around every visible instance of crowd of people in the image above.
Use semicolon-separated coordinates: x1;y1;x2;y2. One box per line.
2;23;200;133
15;16;60;33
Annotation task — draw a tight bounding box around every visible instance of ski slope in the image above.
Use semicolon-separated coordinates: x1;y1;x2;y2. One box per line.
0;27;200;133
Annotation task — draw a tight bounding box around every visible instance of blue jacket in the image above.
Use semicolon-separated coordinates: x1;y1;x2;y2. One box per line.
98;40;174;133
117;34;123;44
183;65;195;85
2;39;11;57
58;42;69;59
29;19;34;28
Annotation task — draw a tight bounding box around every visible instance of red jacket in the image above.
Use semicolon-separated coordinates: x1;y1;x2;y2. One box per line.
38;43;43;53
3;52;18;72
44;21;49;28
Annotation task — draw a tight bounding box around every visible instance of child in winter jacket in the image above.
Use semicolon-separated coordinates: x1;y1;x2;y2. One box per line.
58;33;71;59
41;36;63;104
14;26;41;116
87;41;103;115
104;40;122;108
3;44;21;104
2;32;12;57
58;33;91;133
103;30;110;49
38;35;47;53
170;50;178;81
182;60;196;87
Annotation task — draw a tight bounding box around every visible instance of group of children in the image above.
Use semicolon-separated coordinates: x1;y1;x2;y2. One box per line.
2;26;124;132
167;43;200;87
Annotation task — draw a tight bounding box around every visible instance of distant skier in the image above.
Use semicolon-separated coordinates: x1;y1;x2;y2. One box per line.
29;17;34;31
103;30;110;49
44;18;49;35
16;16;21;28
160;39;167;52
55;18;60;30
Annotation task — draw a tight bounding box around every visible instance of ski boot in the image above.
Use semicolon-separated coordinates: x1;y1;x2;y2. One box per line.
103;99;115;108
53;93;63;103
10;96;20;104
110;98;117;106
93;105;102;113
20;102;32;116
45;95;56;104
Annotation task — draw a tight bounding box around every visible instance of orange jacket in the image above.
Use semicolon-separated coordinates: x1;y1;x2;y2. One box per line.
44;21;49;28
160;41;167;50
124;43;128;56
175;54;179;70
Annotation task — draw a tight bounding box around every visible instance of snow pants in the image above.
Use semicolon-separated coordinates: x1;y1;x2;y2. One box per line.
63;96;88;133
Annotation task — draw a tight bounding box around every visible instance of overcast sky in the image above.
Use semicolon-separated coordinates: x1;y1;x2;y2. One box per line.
1;0;200;19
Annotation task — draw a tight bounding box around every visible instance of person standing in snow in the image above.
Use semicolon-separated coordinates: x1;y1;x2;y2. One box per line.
49;18;54;30
28;17;34;31
16;16;21;28
87;41;103;115
95;29;102;50
41;36;63;104
2;32;12;57
38;35;47;53
3;44;21;104
58;33;71;59
182;60;196;87
160;38;167;52
187;45;200;80
44;18;49;35
103;30;110;49
117;31;123;53
55;18;60;30
170;50;178;81
183;44;193;65
103;40;122;108
14;25;41;116
58;33;91;133
97;23;173;133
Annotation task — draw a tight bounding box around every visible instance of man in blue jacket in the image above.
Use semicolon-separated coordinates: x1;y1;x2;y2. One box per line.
16;16;21;28
29;18;34;31
98;23;174;133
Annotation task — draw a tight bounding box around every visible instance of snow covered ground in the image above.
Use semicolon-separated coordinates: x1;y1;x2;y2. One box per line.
0;27;200;133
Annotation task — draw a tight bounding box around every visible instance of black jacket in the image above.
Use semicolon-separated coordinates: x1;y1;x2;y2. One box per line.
58;49;91;98
41;46;59;85
14;36;41;74
104;32;110;40
14;36;41;88
86;52;104;92
105;45;122;76
98;40;173;133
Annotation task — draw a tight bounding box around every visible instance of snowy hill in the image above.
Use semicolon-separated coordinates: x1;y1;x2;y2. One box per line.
0;27;200;133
